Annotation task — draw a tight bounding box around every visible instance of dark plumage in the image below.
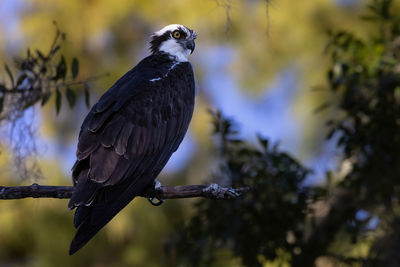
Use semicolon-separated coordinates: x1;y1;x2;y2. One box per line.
68;24;197;255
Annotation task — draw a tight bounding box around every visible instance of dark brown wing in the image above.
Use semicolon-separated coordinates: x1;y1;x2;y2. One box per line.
68;57;195;254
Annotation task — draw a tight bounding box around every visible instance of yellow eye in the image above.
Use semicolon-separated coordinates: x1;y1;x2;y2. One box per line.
173;31;181;39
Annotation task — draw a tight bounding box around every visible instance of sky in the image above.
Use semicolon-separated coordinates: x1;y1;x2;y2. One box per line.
198;45;340;183
0;0;24;52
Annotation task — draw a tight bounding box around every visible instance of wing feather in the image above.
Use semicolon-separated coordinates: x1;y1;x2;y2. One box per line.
100;116;124;148
115;123;133;155
89;146;120;183
104;156;132;185
154;121;165;151
166;116;178;142
87;108;114;132
137;127;147;156
69;58;196;255
77;130;100;160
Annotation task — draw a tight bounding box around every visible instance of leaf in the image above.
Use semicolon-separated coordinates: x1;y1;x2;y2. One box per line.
41;93;51;106
84;83;90;108
50;45;60;56
66;87;76;108
16;74;28;86
55;88;62;114
4;64;14;87
71;58;79;79
326;128;337;140
55;55;67;80
36;49;47;61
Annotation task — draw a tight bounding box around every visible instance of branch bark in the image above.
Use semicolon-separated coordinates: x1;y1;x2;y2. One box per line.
0;183;250;200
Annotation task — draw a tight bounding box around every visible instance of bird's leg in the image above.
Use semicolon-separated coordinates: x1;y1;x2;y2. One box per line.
148;178;165;206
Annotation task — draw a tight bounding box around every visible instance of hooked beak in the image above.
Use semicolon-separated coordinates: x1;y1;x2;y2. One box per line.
185;39;195;54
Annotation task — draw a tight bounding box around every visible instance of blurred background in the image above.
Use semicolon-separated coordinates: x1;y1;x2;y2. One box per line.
1;0;399;266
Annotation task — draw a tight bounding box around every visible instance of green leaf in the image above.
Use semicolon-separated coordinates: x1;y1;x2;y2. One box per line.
84;83;90;108
55;88;62;114
36;49;47;61
71;58;79;80
4;64;14;87
55;56;67;80
50;45;60;56
66;87;76;108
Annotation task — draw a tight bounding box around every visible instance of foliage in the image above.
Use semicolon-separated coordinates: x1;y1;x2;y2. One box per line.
169;110;309;267
0;23;89;122
0;23;91;180
325;0;400;203
170;0;400;266
322;0;400;264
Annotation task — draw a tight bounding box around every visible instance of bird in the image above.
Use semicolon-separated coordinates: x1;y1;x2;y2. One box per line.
68;24;197;255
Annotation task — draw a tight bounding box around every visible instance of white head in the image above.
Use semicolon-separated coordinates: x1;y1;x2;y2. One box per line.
150;24;197;62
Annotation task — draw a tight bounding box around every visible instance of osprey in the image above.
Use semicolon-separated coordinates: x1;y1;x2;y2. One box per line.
68;24;197;255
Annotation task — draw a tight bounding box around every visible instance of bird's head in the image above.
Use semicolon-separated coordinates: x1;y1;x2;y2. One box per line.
150;24;197;62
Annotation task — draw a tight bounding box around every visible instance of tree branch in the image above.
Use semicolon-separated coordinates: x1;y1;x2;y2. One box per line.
0;183;250;200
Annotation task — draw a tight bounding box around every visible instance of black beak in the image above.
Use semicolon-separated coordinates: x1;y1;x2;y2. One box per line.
185;39;195;54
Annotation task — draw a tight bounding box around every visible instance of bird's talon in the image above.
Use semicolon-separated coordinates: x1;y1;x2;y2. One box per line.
148;197;165;206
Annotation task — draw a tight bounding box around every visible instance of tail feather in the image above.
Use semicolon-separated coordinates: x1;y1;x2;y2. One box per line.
73;206;91;229
69;210;118;255
68;171;101;210
69;179;150;255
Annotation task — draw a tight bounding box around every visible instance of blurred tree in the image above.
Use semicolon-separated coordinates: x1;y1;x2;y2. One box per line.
168;0;400;266
168;110;309;267
314;0;400;265
0;23;90;180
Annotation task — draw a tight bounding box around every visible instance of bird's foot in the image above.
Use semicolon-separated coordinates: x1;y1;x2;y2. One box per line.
148;197;164;206
148;179;165;206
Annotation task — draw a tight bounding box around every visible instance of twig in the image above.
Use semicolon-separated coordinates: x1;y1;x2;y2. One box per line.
0;183;250;200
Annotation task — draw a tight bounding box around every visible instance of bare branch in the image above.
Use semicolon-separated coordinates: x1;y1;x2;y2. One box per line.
0;183;250;200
